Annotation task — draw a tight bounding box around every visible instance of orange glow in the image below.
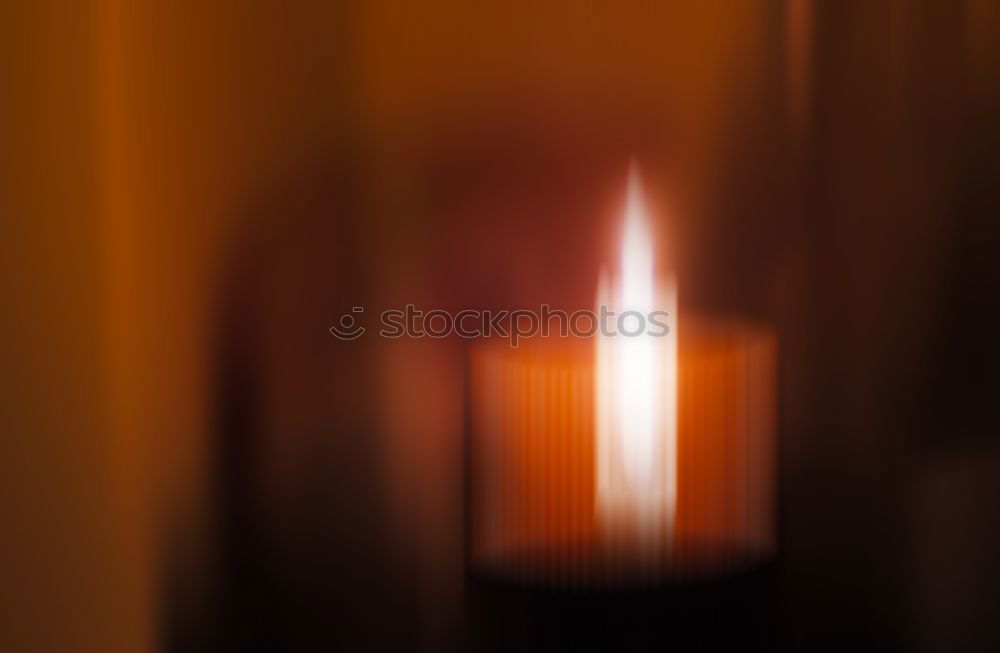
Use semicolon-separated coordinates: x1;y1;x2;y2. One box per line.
468;319;775;585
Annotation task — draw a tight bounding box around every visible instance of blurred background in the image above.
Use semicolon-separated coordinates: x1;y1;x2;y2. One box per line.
2;0;999;650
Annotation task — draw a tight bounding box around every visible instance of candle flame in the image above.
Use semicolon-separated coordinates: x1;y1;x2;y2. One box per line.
619;162;656;487
596;161;678;550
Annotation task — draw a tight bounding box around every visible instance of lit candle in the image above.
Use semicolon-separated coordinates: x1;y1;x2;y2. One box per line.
467;162;776;586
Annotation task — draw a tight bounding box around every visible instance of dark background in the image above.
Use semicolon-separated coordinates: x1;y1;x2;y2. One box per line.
2;1;998;650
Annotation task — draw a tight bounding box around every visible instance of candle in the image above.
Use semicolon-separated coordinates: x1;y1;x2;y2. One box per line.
467;163;776;586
